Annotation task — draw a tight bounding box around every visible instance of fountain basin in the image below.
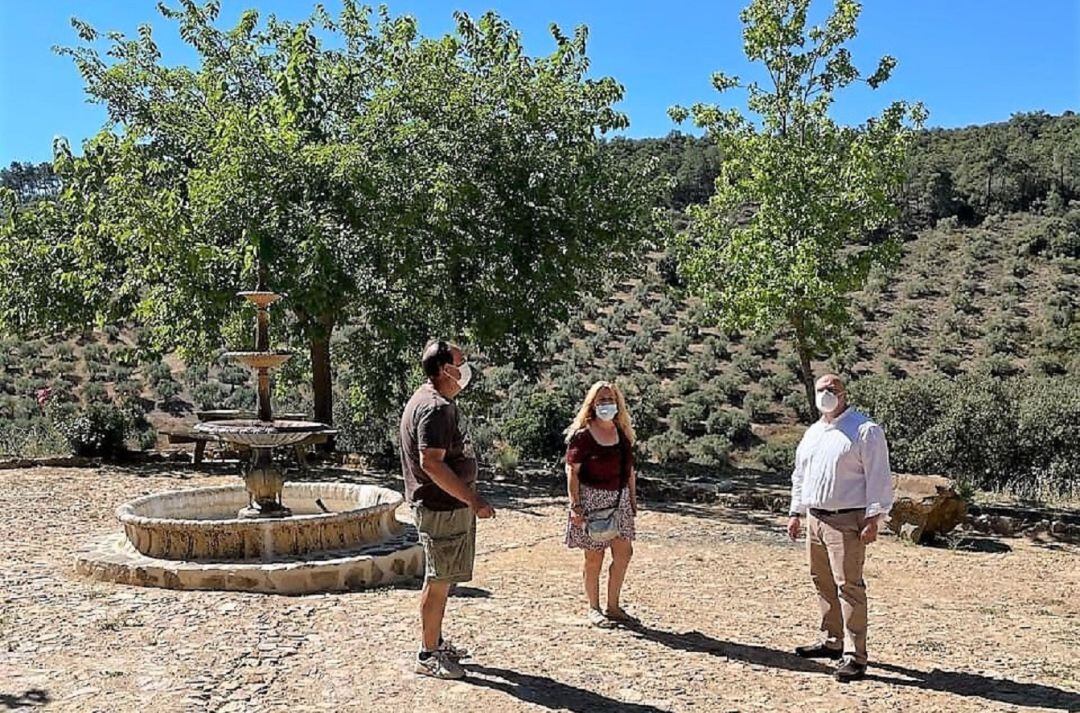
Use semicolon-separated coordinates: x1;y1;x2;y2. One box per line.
193;419;328;448
117;483;404;561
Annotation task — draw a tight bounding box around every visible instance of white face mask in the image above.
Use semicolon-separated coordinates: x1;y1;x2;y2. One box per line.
816;389;839;414
595;403;618;421
449;362;472;391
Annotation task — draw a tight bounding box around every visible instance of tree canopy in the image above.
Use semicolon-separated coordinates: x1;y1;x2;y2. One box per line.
0;0;662;425
668;0;926;415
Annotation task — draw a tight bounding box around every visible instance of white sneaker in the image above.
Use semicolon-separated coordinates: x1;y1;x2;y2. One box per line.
438;639;470;660
415;650;465;680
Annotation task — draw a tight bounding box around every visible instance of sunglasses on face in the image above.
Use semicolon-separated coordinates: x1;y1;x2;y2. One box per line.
816;385;842;394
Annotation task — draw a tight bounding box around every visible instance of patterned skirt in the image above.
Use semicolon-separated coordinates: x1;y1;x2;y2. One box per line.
565;484;636;550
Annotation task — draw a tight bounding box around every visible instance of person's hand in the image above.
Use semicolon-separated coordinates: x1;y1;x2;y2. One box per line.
569;503;585;527
630;496;639;515
860;517;878;544
471;496;495;519
787;515;802;542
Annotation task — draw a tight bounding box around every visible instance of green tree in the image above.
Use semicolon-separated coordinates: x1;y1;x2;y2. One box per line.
0;1;660;427
668;0;925;416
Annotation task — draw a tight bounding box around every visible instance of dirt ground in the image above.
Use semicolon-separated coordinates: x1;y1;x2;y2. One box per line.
1;465;1078;712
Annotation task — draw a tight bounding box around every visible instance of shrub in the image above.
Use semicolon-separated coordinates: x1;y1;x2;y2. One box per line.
701;336;730;362
86;361;109;382
849;373;1080;495
732;351;763;378
744;392;771;422
83;343;108;364
81;382;109;403
191;382;228;408
647;430;690;464
747;332;775;357
1030;354;1066;376
759;441;796;473
659;331;690;357
51;402;131;457
882;358;906;378
902;279;934;299
761;371;795;400
782;390;815;422
154;379;182;403
499;389;574;460
707;373;744;406
929;350;963;377
224;386;256;410
669;401;707;437
980;354;1020;378
687;434;732;467
219;363;251;386
609;347;638;374
704;408;752;445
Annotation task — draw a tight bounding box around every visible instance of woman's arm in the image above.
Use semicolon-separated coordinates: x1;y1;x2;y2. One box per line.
628;465;638;513
567;461;585;526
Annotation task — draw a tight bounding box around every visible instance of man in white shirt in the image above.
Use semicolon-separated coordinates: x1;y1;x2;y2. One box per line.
787;373;893;682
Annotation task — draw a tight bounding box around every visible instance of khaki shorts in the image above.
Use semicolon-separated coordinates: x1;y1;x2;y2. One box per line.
412;505;476;584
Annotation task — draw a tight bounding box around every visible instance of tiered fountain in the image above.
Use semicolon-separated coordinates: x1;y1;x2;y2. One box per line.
75;289;422;594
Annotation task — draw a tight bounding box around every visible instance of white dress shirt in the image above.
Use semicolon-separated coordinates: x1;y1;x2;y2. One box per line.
789;408;893;520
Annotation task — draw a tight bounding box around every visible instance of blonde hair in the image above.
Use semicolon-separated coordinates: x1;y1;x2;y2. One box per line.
564;380;636;445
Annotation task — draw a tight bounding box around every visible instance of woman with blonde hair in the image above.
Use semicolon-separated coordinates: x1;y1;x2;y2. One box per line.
564;380;638;627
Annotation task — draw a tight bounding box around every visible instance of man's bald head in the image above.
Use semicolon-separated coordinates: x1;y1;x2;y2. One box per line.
815;373;846;395
814;373;847;418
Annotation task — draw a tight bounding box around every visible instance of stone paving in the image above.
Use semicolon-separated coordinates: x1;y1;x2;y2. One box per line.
2;465;1078;712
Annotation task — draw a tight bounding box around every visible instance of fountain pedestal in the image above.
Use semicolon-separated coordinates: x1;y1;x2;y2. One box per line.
241;448;289;518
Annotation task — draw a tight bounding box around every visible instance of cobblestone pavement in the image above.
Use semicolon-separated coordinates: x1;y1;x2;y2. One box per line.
2;466;1078;712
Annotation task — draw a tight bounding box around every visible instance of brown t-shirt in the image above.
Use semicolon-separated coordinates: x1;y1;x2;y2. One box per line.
399;383;477;511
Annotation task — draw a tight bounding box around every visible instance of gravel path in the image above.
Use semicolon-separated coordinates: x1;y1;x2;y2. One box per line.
1;466;1078;712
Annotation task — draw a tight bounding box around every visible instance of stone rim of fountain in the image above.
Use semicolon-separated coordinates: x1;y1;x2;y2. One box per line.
116;482;403;530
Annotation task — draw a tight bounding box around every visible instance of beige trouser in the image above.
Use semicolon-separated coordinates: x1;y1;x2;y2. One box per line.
807;510;868;664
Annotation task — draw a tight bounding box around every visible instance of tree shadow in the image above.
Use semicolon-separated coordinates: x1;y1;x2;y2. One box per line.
0;689;50;709
462;665;670;713
867;662;1080;711
627;625;832;674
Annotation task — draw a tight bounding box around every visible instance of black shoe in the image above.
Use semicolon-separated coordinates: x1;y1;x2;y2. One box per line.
834;658;867;682
794;643;844;660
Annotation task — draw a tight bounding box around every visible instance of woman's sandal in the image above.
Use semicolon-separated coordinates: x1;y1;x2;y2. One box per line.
604;607;641;626
588;608;615;628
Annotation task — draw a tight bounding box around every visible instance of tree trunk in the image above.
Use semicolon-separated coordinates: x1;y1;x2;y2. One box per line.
790;315;816;423
310;316;334;428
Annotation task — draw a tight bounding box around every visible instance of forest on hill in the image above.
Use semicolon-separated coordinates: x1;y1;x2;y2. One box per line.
2;112;1078;498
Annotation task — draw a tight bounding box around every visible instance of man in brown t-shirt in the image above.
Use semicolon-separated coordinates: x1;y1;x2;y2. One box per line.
400;340;494;680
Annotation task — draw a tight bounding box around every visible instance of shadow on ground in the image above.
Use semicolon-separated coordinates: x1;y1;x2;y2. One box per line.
627;625;832;674
463;665;671;713
0;689;50;709
868;662;1080;711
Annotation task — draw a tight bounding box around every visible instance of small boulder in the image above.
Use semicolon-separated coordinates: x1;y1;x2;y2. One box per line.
888;474;968;543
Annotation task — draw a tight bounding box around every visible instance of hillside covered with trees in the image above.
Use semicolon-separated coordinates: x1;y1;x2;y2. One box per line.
2;112;1078;499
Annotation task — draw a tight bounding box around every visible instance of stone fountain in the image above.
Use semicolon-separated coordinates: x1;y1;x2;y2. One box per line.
193;290;325;519
75;290;422;594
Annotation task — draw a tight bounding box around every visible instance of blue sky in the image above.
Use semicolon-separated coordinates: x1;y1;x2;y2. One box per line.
1;0;1077;165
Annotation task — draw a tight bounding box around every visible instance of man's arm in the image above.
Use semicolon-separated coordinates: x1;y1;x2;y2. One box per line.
862;425;894;522
789;441;807;517
420;447;479;506
787;440;807;540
